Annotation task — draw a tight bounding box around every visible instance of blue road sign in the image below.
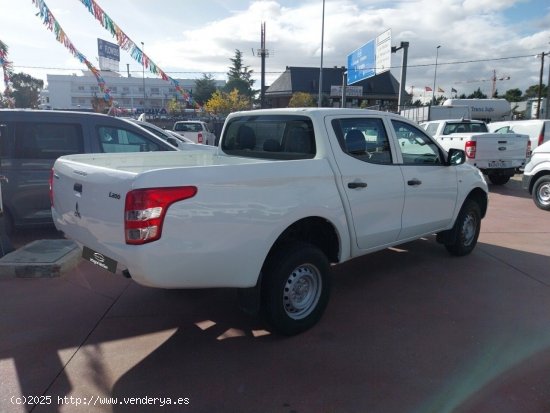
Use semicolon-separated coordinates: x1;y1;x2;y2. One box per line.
347;40;376;84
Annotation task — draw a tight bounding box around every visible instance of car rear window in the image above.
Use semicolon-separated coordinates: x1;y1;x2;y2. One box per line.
174;122;202;133
442;122;488;135
221;115;315;160
14;122;84;159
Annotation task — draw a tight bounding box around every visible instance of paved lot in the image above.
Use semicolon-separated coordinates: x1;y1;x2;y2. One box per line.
1;178;550;413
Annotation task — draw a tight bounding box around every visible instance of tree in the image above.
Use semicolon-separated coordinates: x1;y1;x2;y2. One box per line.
10;72;43;108
524;84;547;99
467;88;487;99
166;98;184;116
204;89;251;115
503;88;523;102
225;49;256;100
193;73;218;106
288;92;316;107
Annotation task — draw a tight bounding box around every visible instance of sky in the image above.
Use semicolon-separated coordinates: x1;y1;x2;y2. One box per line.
1;0;550;101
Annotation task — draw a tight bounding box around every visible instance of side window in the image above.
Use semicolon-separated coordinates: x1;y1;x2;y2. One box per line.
331;118;392;165
14;122;84;159
494;126;510;134
392;120;443;165
98;126;161;153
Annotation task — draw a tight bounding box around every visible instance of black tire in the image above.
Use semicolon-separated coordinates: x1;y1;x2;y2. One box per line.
444;199;481;256
487;174;510;185
261;242;331;336
532;175;550;211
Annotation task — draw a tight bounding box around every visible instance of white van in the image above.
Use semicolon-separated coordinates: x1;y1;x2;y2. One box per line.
489;120;550;153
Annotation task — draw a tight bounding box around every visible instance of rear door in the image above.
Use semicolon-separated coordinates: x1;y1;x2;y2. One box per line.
326;115;405;251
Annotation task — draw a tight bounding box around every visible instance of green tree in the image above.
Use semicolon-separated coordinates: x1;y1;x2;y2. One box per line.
225;49;256;100
288;92;316;107
524;84;547;99
467;87;487;99
503;88;523;102
11;72;43;108
193;73;218;106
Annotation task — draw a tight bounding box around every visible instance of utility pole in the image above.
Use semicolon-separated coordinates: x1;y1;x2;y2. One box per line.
141;41;146;113
536;51;546;119
318;0;325;107
257;22;269;109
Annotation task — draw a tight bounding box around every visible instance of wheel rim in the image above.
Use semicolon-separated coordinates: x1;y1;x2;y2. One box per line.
461;212;477;247
283;263;322;320
537;182;550;206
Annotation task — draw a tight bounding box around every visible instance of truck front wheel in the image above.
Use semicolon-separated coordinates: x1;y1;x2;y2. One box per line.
444;199;481;256
532;175;550;211
262;242;331;335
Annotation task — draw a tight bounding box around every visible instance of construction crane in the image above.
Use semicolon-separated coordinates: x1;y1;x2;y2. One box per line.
455;70;510;97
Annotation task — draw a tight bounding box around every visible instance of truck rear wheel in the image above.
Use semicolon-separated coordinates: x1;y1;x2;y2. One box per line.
532;175;550;211
444;199;481;256
261;242;331;336
487;174;510;185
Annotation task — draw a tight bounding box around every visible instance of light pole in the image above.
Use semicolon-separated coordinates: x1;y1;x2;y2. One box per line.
317;0;325;107
141;41;146;113
432;45;441;105
536;51;546;119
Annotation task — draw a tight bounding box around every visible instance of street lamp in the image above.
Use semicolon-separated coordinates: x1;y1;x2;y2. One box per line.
432;45;441;105
141;41;146;112
317;0;325;107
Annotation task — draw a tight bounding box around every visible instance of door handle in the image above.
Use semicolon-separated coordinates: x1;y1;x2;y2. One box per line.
348;181;368;189
407;178;422;186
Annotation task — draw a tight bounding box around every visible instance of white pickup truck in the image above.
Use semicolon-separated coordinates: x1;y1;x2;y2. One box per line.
421;119;529;185
51;108;488;335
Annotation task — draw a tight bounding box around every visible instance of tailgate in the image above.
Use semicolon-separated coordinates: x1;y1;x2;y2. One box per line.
51;158;136;262
473;133;528;162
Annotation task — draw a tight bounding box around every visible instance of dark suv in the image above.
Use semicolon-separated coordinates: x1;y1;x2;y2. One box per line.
0;109;176;233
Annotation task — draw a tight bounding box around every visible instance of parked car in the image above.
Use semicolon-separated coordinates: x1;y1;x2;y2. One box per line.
489;119;550;154
421;119;529;185
522;140;550;211
0;109;176;233
127;119;214;151
173;120;216;145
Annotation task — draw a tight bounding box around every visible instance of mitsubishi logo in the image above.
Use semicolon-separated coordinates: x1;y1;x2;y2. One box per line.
74;202;81;219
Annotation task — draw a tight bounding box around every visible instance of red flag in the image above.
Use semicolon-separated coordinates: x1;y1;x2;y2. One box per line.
425;86;432;92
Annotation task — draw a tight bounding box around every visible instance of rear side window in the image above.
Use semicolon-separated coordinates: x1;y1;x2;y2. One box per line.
14;122;84;159
221;115;315;160
98;126;163;152
331;117;392;164
425;123;439;136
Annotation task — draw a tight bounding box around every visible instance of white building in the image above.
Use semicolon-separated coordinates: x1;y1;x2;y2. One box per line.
39;70;225;114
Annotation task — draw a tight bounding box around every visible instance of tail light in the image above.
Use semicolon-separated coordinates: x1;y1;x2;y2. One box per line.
49;169;55;207
527;139;532;158
464;141;476;159
125;186;197;245
538;133;544;146
197;132;203;144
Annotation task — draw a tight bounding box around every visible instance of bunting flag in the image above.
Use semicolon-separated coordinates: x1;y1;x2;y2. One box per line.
451;87;458;93
0;40;15;108
437;87;445;93
32;0;112;105
424;86;432;92
76;0;191;103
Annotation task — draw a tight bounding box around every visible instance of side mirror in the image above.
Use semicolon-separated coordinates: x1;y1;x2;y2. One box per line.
167;137;179;147
447;148;465;166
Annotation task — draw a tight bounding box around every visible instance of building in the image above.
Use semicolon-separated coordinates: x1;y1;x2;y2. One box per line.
265;66;404;110
39;70;225;115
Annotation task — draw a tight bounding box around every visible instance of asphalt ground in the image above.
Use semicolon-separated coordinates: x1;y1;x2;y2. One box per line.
1;176;550;413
